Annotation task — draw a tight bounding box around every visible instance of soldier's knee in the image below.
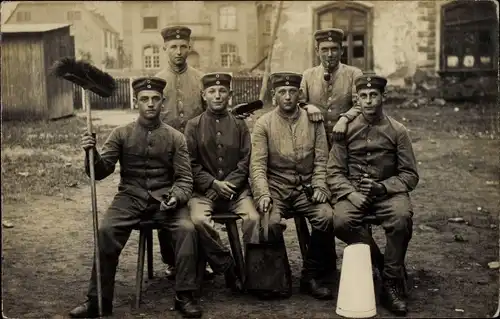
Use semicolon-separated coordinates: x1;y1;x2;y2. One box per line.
391;210;413;232
244;208;261;224
178;218;196;234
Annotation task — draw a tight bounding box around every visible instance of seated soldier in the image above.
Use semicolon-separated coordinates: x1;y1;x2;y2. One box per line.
184;72;260;292
69;77;202;318
250;72;335;300
326;74;419;316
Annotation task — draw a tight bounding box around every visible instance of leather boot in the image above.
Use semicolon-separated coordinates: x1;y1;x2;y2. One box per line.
68;299;112;318
381;279;408;316
224;264;243;292
174;292;203;318
299;278;333;300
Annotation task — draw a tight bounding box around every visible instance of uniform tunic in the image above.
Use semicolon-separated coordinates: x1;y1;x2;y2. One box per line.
300;63;364;147
155;64;204;133
184;110;251;195
185;109;260;272
84;119;198;301
326;113;419;280
250;108;330;203
250;107;335;278
155;63;204;264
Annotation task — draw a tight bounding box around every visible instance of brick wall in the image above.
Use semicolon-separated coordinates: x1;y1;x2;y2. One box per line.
416;1;438;71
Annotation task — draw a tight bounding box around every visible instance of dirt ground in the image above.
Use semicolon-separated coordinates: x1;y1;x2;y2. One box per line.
2;102;499;318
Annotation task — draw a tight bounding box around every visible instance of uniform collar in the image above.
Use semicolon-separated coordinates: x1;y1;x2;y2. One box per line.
205;107;229;119
276;106;301;122
360;111;387;125
137;117;162;130
168;61;188;74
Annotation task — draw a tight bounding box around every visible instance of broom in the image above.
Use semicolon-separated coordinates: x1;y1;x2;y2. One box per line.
51;57;117;317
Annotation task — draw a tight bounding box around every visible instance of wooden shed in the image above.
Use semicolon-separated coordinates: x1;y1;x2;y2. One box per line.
1;23;75;121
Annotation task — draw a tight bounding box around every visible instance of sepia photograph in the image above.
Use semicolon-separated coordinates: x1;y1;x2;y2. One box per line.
1;0;499;318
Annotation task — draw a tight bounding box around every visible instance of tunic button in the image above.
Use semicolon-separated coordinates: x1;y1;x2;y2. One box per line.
217;131;221;136
217;144;222;148
328;120;332;125
367;152;371;156
328;85;332;89
218;157;223;161
218;169;223;174
328;109;332;112
367;138;371;142
180;112;184;117
328;97;332;101
216;119;219;123
148;131;151;135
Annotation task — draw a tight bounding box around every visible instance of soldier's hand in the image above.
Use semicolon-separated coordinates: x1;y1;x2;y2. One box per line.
311;189;327;203
304;104;324;122
80;132;96;151
359;178;386;197
258;196;272;214
332;117;348;141
234;112;253;120
160;196;177;211
205;189;218;201
212;180;237;200
347;191;372;211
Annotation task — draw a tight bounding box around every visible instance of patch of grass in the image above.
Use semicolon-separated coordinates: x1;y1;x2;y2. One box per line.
2;116;115;148
1;153;89;203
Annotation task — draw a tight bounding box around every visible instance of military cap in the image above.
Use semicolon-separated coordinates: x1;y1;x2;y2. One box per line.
354;74;388;92
314;28;344;44
161;25;191;42
201;72;232;89
269;72;302;90
132;77;167;94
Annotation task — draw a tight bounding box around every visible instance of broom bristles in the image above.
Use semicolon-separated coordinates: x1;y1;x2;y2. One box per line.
50;57;117;98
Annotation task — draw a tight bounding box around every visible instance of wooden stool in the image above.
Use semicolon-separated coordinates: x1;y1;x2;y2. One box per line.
212;212;245;284
133;220;159;309
293;216;310;262
362;215;410;297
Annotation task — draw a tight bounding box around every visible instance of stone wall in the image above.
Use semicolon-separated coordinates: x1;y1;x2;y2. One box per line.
268;0;441;86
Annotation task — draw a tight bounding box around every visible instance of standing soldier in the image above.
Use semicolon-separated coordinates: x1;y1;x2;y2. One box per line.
300;27;364;277
185;72;261;291
69;77;202;318
154;25;207;278
327;74;419;316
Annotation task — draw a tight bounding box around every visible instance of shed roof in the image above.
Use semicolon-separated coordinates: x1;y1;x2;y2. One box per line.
1;23;71;33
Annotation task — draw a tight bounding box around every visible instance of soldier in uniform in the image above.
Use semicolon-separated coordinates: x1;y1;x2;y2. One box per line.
300;27;364;279
250;72;335;300
185;72;260;291
69;77;202;318
326;74;419;316
300;28;364;148
155;26;252;278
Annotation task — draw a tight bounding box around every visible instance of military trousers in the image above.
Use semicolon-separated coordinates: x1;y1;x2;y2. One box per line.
333;192;413;280
86;193;198;303
266;189;335;281
189;189;260;274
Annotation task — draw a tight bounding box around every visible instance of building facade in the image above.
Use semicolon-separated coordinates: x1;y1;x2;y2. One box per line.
3;1;120;69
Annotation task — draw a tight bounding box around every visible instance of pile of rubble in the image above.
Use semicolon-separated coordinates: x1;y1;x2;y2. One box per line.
385;69;447;108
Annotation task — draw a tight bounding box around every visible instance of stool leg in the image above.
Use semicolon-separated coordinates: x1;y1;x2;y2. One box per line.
135;230;147;309
146;229;154;279
226;221;245;284
294;216;310;263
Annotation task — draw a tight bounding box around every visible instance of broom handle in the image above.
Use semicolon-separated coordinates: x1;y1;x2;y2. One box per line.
84;89;103;317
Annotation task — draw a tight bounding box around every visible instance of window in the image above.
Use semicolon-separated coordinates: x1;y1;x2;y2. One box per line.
441;1;498;71
143;45;161;69
315;5;372;71
67;11;81;20
264;17;272;34
16;11;31;22
142;16;158;30
220;43;237;67
219;6;237;30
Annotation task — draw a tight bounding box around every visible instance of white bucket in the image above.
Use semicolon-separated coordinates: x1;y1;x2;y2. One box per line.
336;243;377;318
